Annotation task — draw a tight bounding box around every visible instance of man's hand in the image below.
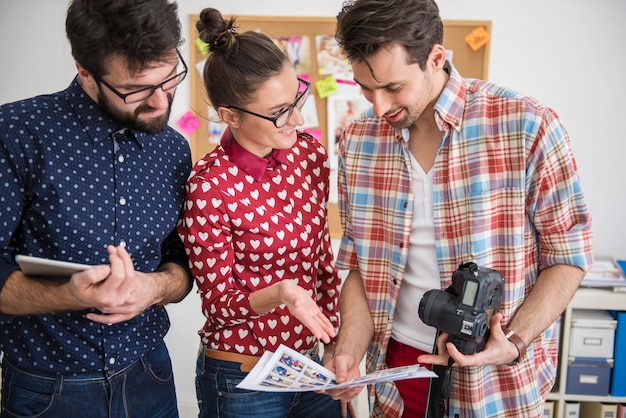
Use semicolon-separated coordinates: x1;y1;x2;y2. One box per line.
1;244;189;318
417;312;520;367
69;245;159;324
319;342;365;412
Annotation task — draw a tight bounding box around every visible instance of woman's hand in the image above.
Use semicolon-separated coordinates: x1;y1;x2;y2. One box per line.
278;279;336;343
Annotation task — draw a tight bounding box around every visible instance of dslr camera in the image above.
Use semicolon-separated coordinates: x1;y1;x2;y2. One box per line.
418;262;504;355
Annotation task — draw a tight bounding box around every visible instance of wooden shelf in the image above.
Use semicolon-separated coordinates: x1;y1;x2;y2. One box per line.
548;287;626;417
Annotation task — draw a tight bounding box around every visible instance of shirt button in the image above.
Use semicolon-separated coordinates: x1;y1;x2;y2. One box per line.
119;198;126;205
118;155;125;163
403;202;408;208
109;357;116;365
119;240;126;248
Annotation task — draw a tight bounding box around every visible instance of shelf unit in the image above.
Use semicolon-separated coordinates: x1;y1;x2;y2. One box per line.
547;287;626;417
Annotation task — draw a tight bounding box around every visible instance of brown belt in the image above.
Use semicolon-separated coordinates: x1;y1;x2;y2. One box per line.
204;344;319;373
204;348;260;372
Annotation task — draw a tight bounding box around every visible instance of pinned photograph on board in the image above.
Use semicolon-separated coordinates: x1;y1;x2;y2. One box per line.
315;34;352;80
273;35;312;75
327;94;371;167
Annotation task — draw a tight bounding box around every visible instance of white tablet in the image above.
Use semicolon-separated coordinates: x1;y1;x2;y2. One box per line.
16;254;92;279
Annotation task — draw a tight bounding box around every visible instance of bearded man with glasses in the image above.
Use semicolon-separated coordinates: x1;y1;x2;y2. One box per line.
0;1;193;417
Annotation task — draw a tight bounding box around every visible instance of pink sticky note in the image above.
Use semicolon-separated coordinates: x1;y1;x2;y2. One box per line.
304;129;322;141
176;110;201;135
298;74;312;83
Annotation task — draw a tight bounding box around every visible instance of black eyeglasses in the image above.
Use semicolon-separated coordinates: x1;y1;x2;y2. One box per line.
93;49;188;104
226;78;311;128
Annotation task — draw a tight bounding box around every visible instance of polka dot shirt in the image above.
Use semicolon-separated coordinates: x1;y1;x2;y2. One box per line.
0;78;191;375
177;130;340;356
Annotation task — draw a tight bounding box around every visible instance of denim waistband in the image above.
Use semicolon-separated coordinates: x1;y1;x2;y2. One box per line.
1;343;161;383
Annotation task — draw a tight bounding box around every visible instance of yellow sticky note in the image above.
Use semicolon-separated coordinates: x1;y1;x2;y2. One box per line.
195;38;209;55
315;76;339;99
464;26;490;51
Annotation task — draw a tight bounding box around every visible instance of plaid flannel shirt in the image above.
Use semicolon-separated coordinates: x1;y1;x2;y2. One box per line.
336;63;592;417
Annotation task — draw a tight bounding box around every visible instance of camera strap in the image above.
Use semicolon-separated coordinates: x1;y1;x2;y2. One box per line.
425;362;452;418
425;332;453;418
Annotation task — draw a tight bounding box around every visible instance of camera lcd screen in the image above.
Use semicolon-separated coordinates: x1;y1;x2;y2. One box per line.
461;279;479;306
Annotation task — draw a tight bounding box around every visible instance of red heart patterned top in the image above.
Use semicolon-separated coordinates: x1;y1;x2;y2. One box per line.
178;131;340;356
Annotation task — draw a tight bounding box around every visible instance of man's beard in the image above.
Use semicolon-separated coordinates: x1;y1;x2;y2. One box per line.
386;107;419;130
98;90;173;135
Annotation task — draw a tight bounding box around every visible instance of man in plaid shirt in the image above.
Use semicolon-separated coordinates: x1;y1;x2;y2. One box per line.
323;0;593;416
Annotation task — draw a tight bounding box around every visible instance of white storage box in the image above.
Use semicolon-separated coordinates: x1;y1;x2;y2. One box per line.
568;309;617;358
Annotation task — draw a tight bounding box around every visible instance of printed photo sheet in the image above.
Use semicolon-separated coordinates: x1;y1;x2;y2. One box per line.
237;344;437;392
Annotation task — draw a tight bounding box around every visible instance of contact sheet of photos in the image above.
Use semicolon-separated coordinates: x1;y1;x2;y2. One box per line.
237;344;436;392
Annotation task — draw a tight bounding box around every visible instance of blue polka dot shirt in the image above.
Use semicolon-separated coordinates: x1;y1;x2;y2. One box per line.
0;77;192;375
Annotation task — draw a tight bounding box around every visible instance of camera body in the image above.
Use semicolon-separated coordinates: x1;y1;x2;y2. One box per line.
418;262;504;355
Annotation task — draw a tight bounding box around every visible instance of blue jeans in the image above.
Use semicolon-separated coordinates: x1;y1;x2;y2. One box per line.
1;342;178;418
196;349;347;418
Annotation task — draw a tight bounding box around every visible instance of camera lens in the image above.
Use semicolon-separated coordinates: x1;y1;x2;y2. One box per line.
418;289;455;329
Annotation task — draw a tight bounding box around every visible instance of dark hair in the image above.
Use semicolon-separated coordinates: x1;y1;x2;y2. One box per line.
336;0;443;71
65;0;182;76
196;8;290;109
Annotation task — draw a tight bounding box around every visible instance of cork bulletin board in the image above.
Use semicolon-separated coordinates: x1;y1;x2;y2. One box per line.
187;15;491;238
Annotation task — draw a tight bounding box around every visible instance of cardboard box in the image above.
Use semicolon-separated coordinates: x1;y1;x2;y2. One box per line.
543;401;554;418
579;402;617;418
566;357;613;396
569;309;617;358
610;311;626;396
564;402;580;418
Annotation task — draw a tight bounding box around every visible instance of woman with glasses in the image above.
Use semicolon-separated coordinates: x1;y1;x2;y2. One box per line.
176;7;348;418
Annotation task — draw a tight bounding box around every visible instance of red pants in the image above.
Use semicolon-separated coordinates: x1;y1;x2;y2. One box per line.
386;338;432;418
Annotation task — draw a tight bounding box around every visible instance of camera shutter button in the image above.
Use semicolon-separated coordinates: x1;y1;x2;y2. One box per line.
503;329;527;365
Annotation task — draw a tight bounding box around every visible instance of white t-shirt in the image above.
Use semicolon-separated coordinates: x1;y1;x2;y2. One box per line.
390;132;439;352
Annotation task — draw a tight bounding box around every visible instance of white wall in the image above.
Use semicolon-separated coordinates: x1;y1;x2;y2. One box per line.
2;1;625;417
3;0;624;257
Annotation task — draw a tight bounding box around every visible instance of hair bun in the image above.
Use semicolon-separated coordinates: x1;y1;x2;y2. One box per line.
210;27;237;51
196;8;237;51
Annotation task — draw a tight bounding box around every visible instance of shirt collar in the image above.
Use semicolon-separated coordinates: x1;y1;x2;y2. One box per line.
390;62;464;145
400;128;410;143
66;77;117;143
433;61;466;132
220;128;290;181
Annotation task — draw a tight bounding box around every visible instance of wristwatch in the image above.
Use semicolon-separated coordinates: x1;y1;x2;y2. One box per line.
503;328;527;365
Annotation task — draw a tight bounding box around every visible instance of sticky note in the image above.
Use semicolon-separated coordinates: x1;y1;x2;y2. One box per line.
195;38;209;55
464;26;490;51
315;76;339;99
176;110;201;136
298;74;312;83
304;129;322;141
